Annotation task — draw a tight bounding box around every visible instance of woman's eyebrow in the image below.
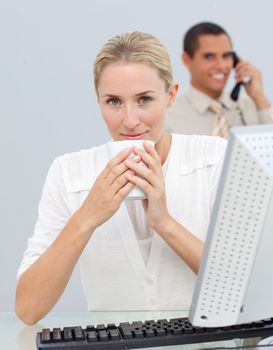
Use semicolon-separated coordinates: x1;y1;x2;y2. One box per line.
101;94;121;98
102;90;157;98
135;90;157;96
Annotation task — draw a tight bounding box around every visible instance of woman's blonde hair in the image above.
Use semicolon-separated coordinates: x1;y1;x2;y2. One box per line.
93;31;173;95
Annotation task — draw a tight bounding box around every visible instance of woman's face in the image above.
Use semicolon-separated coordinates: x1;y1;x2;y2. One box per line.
97;62;178;144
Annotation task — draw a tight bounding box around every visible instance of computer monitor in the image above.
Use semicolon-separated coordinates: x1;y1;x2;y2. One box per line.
189;124;273;327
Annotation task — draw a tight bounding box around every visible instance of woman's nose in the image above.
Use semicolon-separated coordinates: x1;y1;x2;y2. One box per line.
122;105;141;129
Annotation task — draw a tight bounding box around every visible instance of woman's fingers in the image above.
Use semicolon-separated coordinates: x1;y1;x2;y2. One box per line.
95;142;162;207
114;179;135;201
101;147;132;180
125;171;152;195
125;143;163;182
111;169;135;193
124;158;155;184
103;147;142;187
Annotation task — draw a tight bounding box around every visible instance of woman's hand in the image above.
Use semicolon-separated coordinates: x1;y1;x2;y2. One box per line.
124;141;171;231
16;148;137;325
124;142;203;273
76;147;136;234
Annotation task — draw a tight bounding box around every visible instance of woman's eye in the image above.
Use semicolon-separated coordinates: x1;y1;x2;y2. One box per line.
107;98;120;105
139;96;152;103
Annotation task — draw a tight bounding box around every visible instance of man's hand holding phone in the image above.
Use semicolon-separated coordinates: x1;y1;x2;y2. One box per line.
233;54;270;110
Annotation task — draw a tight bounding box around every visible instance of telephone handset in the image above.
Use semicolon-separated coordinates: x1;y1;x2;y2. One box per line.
230;52;241;101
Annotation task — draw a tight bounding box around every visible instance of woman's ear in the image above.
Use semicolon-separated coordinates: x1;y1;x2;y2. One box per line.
167;82;179;108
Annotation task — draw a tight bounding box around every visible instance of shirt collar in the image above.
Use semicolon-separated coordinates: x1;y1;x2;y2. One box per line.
218;91;238;110
184;85;216;115
184;84;237;114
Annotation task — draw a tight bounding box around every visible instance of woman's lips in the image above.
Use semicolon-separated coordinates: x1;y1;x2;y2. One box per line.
122;132;146;140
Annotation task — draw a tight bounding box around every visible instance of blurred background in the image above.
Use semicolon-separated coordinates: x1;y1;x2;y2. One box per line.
1;0;272;311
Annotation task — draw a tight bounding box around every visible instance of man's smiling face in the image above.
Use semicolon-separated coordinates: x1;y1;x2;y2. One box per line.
183;34;233;99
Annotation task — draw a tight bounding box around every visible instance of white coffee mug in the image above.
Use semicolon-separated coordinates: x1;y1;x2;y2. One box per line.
107;139;155;200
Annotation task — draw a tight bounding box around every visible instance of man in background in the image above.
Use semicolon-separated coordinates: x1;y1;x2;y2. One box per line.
166;22;273;138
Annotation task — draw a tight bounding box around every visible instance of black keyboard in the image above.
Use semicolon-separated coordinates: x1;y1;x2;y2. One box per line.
36;316;273;349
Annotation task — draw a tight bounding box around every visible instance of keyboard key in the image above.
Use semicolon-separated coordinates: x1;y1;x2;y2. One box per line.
132;321;144;328
97;324;106;331
63;327;73;342
172;327;182;335
157;319;168;324
52;328;62;342
243;322;254;329
263;318;273;325
86;331;97;342
107;323;117;330
109;329;120;340
155;327;166;336
165;324;173;333
254;320;265;328
183;324;194;334
145;328;155;337
122;330;133;339
41;328;51;343
133;329;144;338
74;326;85;341
119;322;130;328
99;330;109;341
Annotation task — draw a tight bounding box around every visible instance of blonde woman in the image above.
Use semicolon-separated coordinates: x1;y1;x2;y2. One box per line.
16;32;226;325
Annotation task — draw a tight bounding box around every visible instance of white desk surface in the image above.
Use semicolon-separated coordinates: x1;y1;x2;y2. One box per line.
0;311;258;350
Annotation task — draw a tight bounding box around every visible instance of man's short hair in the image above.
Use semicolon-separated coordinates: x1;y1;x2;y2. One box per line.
184;22;231;57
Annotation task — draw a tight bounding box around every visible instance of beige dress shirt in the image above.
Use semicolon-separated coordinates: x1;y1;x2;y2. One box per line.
166;85;273;135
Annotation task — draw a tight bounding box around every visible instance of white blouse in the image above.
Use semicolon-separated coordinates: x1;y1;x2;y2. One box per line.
17;134;226;312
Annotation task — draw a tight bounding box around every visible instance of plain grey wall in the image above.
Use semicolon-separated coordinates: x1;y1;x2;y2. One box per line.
1;0;273;312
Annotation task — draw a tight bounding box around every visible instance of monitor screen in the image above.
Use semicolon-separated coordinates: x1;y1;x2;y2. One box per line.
189;124;273;327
